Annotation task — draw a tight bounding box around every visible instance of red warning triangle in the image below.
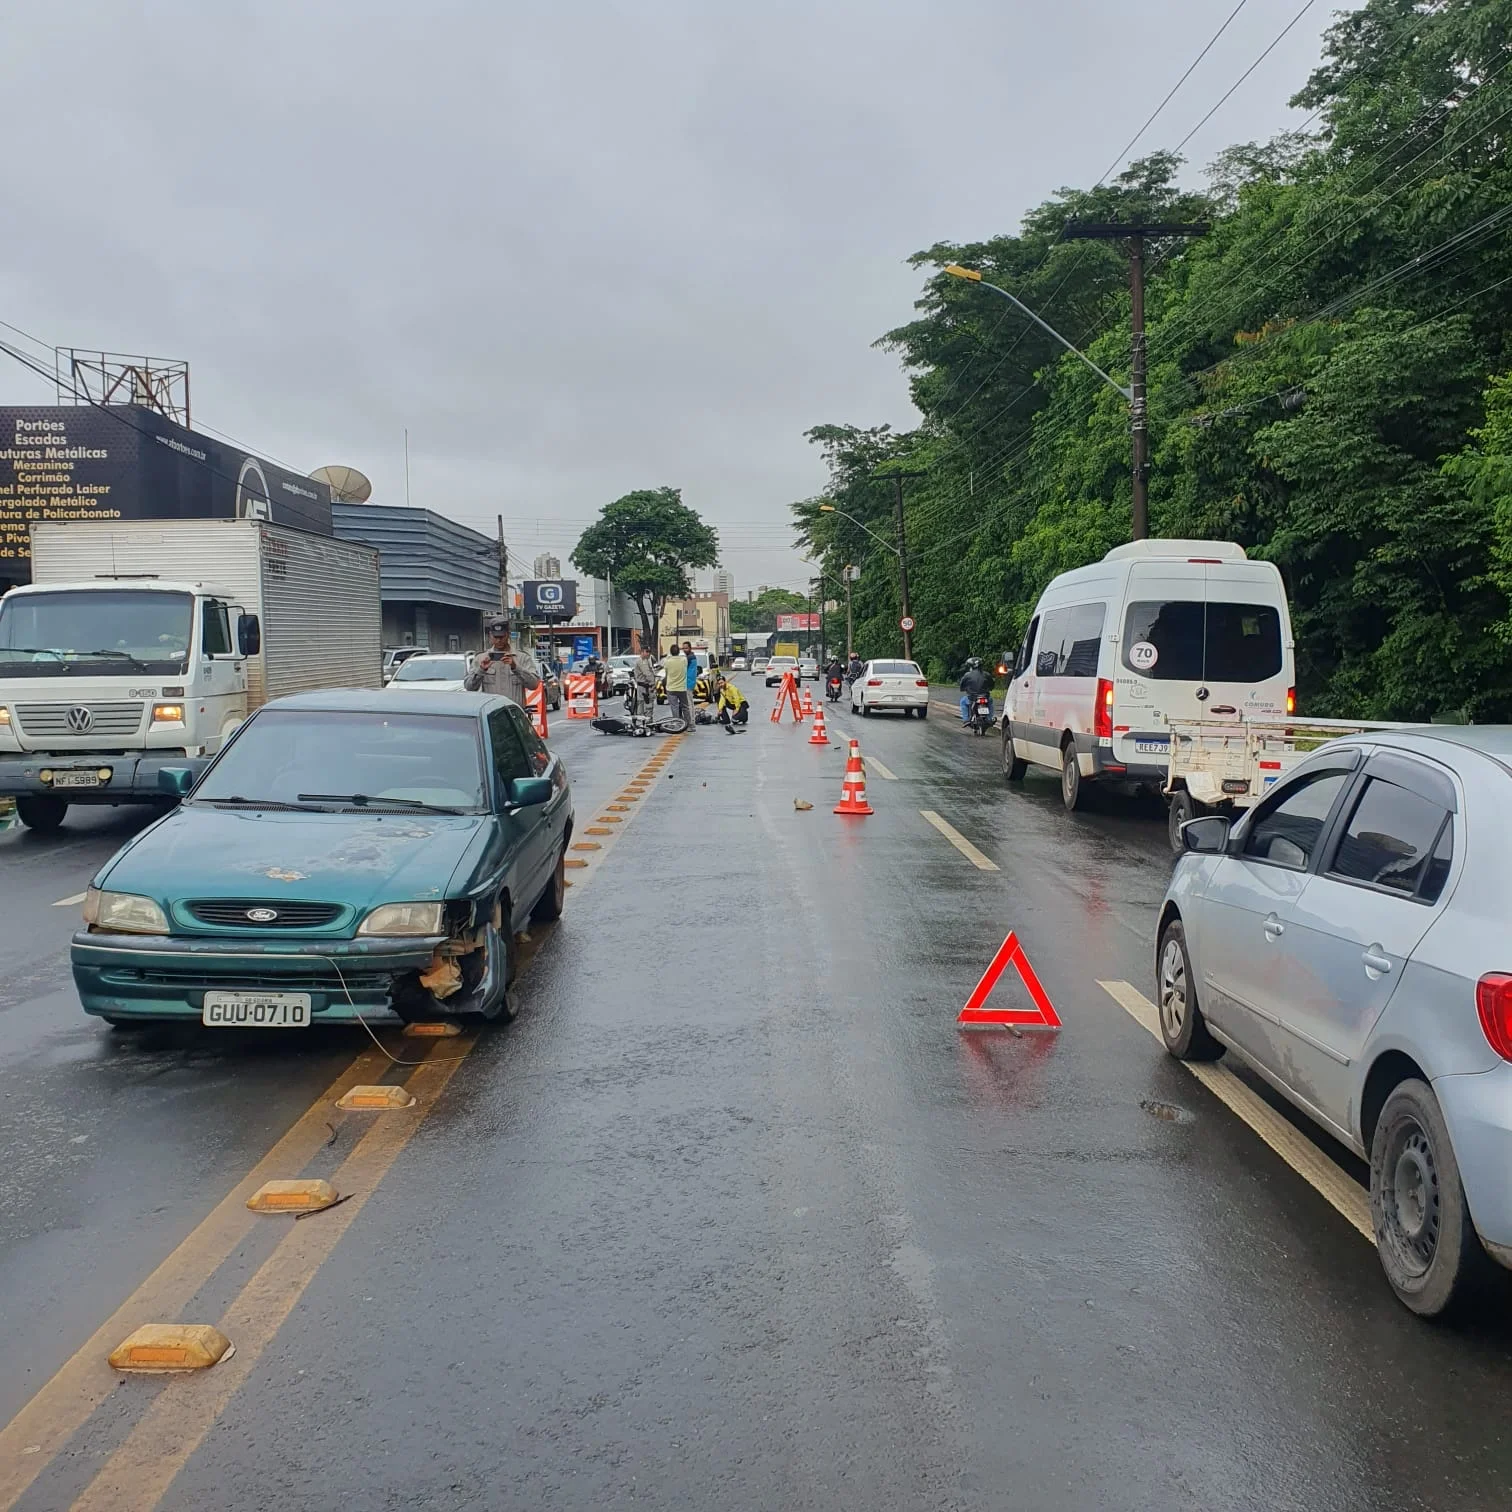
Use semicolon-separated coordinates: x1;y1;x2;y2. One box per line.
956;931;1062;1030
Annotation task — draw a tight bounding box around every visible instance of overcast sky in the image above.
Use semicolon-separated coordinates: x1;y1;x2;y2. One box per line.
0;1;1351;594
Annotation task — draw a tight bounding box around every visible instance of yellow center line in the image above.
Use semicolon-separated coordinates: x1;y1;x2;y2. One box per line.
1098;980;1372;1239
919;810;999;872
68;1037;479;1512
0;1046;393;1511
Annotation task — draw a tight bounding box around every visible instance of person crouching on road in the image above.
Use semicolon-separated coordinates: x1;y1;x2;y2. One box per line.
663;642;691;726
466;617;543;703
712;673;748;734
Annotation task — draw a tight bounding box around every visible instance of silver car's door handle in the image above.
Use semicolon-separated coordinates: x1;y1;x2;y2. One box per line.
1362;948;1393;975
1263;916;1284;940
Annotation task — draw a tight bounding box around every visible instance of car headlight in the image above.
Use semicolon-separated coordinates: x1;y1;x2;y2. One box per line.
86;888;170;934
0;706;10;726
357;902;445;936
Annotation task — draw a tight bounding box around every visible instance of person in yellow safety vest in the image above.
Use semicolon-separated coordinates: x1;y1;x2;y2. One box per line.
712;675;749;734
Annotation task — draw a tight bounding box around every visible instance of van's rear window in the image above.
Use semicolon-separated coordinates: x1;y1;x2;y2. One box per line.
1123;601;1282;682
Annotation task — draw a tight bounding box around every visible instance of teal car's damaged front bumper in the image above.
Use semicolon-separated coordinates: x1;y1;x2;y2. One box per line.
71;931;447;1023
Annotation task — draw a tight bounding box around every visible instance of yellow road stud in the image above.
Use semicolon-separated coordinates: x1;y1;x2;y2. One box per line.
246;1179;340;1214
571;841;601;851
108;1324;231;1374
596;815;623;823
586;826;612;836
610;801;633;809
565;858;589;869
403;1021;462;1038
336;1084;416;1111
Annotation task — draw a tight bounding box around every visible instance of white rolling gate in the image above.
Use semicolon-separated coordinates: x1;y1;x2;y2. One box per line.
1164;716;1415;852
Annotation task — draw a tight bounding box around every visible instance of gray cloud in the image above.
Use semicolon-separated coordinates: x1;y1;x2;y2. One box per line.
0;1;1347;592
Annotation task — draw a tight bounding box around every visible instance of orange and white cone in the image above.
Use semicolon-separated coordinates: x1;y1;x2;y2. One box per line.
833;737;873;815
808;699;828;746
800;684;815;719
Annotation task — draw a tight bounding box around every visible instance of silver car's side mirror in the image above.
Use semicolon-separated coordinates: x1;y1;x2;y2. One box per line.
1182;815;1232;854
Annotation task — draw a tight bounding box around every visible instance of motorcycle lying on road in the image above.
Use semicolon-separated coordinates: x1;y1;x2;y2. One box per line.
591;682;688;737
967;694;993;736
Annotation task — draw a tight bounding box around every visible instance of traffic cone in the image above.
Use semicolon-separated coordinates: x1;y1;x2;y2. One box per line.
800;684;815;719
833;738;873;815
808;699;828;746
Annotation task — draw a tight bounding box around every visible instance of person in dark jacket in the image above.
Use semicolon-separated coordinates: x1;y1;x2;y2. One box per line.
958;657;994;725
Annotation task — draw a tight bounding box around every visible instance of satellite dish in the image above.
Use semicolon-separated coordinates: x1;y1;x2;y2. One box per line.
310;465;373;503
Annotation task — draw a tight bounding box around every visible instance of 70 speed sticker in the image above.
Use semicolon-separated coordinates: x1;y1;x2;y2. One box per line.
1128;640;1159;671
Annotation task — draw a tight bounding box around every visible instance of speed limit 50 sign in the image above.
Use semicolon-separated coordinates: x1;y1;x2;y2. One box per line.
899;615;916;632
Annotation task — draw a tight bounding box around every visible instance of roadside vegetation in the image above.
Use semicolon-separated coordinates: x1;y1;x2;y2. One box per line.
795;0;1512;719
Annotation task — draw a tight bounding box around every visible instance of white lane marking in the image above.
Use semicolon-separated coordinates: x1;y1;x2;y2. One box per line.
919;810;999;872
1098;980;1372;1240
866;755;898;781
53;892;88;908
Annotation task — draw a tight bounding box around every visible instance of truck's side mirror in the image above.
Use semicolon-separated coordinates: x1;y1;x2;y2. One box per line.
237;614;261;657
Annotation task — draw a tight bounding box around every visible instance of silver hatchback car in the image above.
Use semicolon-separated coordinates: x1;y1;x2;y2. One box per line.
1157;727;1512;1317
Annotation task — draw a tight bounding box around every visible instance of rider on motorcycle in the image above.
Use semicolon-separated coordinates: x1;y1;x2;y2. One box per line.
824;656;845;699
845;651;863;685
958;657;994;726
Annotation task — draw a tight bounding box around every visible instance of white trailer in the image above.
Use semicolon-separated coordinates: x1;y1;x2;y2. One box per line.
1165;715;1415;852
0;519;381;830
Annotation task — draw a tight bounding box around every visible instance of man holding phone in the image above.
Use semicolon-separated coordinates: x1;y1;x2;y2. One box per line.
464;615;542;704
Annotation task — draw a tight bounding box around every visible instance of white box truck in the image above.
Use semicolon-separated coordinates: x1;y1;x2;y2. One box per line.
0;519;381;831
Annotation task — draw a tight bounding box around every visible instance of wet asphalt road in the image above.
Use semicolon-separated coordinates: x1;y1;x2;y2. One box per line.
3;685;1512;1510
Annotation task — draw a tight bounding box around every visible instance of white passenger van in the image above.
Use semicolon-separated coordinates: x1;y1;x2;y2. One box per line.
1001;540;1295;811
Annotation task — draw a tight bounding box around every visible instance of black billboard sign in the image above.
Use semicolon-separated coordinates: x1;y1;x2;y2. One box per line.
0;404;333;583
524;579;578;622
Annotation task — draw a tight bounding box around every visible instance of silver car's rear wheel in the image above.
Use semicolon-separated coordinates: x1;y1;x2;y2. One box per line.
1369;1080;1491;1317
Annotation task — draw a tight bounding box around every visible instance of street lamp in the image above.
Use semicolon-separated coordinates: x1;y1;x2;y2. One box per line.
819;500;918;661
943;262;1156;541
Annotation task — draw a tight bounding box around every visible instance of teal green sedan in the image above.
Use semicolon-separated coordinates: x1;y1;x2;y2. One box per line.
71;688;574;1028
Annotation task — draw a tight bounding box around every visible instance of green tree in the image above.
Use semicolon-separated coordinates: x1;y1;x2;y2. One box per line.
571;487;718;647
729;587;807;634
788;0;1512;712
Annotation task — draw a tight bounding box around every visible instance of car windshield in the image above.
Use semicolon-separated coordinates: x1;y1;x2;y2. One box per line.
0;589;193;676
394;656;468;682
1123;600;1283;682
872;661;921;676
194;709;487;811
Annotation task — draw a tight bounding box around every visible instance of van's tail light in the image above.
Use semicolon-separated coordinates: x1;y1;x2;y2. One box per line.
1286;686;1296;715
1094;678;1114;740
1476;975;1512;1061
866;678;882;687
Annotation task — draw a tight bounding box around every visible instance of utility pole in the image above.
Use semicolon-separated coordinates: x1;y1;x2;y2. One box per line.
844;565;855;660
882;469;926;660
496;514;507;616
1063;222;1208;540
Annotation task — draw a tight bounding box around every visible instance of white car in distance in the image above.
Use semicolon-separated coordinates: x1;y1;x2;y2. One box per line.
385;654;472;692
851;659;930;718
765;655;800;688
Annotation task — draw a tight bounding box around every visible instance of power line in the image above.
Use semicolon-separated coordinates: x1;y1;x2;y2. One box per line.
1097;0;1250;183
1173;0;1321;155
